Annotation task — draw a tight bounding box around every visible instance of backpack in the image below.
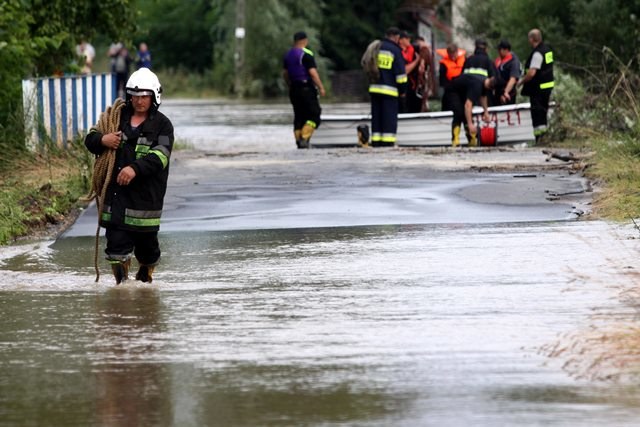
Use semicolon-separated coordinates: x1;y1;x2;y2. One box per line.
361;39;382;82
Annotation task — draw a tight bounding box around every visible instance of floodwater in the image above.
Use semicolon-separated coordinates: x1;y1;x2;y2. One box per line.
1;100;640;426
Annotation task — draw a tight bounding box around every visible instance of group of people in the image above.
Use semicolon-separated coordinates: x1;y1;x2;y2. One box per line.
438;28;554;146
282;27;554;149
87;28;554;285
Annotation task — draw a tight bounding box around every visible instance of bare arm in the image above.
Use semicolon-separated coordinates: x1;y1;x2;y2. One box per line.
517;68;537;87
465;99;476;135
480;95;489;122
501;76;518;102
405;57;420;74
309;68;326;96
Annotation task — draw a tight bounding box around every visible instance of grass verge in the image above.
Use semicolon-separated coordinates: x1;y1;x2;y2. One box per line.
0;139;91;245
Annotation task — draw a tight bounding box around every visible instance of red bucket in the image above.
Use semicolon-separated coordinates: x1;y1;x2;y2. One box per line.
479;120;498;146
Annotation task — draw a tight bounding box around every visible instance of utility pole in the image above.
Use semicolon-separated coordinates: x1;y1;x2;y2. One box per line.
234;0;246;95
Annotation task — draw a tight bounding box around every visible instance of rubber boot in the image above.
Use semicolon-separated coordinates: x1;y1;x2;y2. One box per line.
469;132;478;147
294;129;302;148
451;125;461;147
298;123;315;149
110;259;131;285
135;264;155;283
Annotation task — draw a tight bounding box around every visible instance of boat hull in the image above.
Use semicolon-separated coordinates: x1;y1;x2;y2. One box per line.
311;102;541;147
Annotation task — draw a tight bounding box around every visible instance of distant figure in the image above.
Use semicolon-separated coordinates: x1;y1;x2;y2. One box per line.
452;38;495;146
109;42;132;99
136;42;152;69
282;31;326;149
413;36;435;112
367;27;407;147
437;43;466;146
76;40;96;75
492;39;521;105
517;28;554;144
398;31;420;113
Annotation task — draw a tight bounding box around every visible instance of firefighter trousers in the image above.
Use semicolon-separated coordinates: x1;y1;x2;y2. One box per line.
370;93;399;146
105;227;160;266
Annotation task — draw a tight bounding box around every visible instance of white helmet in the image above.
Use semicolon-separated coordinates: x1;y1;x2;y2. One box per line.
125;67;162;106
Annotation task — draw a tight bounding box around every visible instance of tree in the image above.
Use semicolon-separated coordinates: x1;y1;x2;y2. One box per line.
0;0;137;149
320;0;403;71
459;0;640;75
210;0;324;97
136;0;214;71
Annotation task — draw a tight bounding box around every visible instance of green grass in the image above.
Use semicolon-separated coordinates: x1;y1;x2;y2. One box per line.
0;140;91;245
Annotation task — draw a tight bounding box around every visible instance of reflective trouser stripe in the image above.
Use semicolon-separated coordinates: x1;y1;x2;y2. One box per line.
369;84;399;97
540;81;554;89
371;133;396;143
533;125;548;136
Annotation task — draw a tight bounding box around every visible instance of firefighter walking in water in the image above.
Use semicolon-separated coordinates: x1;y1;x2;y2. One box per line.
368;27;407;147
85;68;174;284
282;31;326;149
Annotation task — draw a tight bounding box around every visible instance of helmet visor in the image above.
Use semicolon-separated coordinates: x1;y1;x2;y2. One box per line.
126;89;154;97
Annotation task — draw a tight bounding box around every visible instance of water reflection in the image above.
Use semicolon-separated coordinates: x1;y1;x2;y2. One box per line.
92;287;171;426
1;221;640;425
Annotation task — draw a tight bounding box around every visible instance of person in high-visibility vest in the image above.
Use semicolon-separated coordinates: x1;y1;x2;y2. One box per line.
437;43;466;146
517;28;554;144
368;27;407;147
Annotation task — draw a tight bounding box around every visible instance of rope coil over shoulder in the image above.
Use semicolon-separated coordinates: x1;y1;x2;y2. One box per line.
84;98;125;282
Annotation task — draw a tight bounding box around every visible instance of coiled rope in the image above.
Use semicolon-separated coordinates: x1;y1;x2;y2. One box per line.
84;98;125;282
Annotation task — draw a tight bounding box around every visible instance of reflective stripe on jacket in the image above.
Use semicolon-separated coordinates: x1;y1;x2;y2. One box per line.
524;42;554;92
368;38;407;98
85;105;174;232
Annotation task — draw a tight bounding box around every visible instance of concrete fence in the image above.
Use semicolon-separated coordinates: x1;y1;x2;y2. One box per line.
22;73;117;149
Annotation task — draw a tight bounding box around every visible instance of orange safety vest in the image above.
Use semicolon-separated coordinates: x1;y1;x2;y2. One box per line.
437;48;466;81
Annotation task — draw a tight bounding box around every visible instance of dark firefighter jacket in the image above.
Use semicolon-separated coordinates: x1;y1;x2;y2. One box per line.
368;38;408;97
461;49;495;80
85;105;174;232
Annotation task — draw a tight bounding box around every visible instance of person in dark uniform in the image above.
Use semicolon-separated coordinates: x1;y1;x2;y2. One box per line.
85;68;174;284
282;31;326;149
492;39;521;105
517;28;554;144
437;43;466;146
368;27;407;147
453;38;495;146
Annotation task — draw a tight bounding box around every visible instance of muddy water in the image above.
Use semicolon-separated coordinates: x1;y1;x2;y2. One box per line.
1;101;640;426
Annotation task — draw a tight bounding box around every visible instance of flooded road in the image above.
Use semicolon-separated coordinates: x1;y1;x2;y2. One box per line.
1;100;640;426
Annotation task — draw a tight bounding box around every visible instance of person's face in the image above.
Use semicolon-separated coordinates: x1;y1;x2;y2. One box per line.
399;37;410;48
499;47;509;58
131;95;152;114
